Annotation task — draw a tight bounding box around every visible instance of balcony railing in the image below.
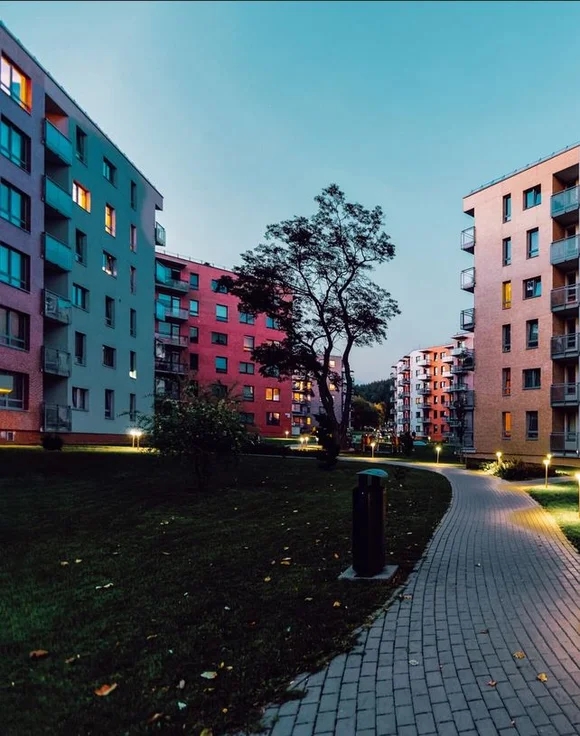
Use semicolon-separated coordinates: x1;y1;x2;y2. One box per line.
551;284;579;314
43;232;72;272
44;176;72;218
42;347;71;377
43;289;71;324
155;359;187;375
155;222;166;247
155;274;188;293
551;186;579;221
44;119;73;165
551;383;580;406
460;308;475;332
441;354;454;363
43;403;72;432
417;386;432;396
551;333;580;360
449;389;475;409
417;371;431;381
460;267;475;292
446;383;469;393
155;333;189;347
551;235;580;267
156;302;189;321
416;357;432;367
550;432;579;456
460;226;475;254
451;351;475;373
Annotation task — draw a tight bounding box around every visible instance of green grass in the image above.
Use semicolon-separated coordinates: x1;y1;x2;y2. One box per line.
528;482;580;550
0;451;450;735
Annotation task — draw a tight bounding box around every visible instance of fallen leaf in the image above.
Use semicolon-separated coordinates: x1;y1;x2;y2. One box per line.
224;606;231;611
29;650;49;659
146;634;158;641
94;683;118;696
75;559;82;564
537;672;548;682
201;671;217;680
161;552;171;556
65;655;80;664
304;597;313;602
513;651;526;659
226;666;233;671
333;601;342;608
147;713;164;724
409;659;419;666
264;576;271;582
219;662;225;669
178;679;186;689
487;680;497;687
284;546;290;551
280;561;291;566
60;561;69;566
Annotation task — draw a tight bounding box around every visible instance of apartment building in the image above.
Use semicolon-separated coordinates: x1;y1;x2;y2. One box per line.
154;251;291;437
462;143;580;461
0;23;163;444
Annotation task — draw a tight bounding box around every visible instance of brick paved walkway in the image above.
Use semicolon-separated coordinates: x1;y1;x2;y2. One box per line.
259;466;580;736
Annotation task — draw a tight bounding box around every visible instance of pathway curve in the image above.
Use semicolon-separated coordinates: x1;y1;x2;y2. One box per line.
261;466;580;736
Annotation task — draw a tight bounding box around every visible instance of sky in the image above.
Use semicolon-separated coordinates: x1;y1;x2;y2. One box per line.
2;0;580;382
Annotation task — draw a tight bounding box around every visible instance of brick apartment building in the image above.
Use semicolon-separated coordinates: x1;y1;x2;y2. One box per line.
0;23;163;444
154;251;292;437
462;142;580;463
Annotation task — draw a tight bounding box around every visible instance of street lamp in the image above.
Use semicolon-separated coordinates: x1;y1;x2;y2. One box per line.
543;458;550;489
435;445;441;464
371;441;376;459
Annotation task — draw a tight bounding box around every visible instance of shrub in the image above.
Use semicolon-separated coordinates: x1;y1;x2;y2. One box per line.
482;459;556;481
41;434;64;452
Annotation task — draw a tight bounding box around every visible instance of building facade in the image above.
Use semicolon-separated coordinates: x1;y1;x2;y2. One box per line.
462;144;580;462
154;251;292;438
0;23;163;444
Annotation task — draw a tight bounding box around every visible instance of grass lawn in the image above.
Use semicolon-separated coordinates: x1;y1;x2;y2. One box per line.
528;482;580;551
1;451;450;735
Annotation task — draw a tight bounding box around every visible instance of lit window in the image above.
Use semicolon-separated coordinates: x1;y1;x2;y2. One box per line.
243;335;254;352
0;370;26;409
216;304;228;322
329;383;336;391
129;351;137;379
0;56;31;111
502;411;511;439
266;412;281;426
72;387;89;411
72;181;91;212
130;225;137;252
329;360;336;368
1;116;30;170
266;387;281;402
502;281;511;309
215;356;228;374
105;204;116;236
102;251;117;277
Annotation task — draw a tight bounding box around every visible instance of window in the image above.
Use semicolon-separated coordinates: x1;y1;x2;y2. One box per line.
72;387;89;411
105;296;115;327
240;361;255;374
103;345;116;368
190;353;199;371
434;381;438;389
502;281;512;309
0;56;31;111
527;228;539;259
0;370;26;409
433;396;438;405
239;412;255;425
216;304;228;322
526;411;539;441
129;351;137;379
502;411;512;439
524;277;541;299
130;266;136;294
433;425;438;434
74;332;86;365
1;117;30;170
502;237;511;266
243;335;254;352
502;367;511;397
524;185;541;209
0;306;28;350
72;284;88;310
0;242;28;290
129;393;137;422
523;368;541;390
243;385;254;401
211;332;228;345
240;312;255;325
502;324;511;353
266;412;281;426
105;204;116;236
189;299;199;317
130;225;137;252
189;326;198;344
104;389;115;420
211;279;228;293
526;319;538;349
130;180;137;209
130;308;137;337
266;387;281;402
503;194;511;223
1;179;29;229
72;181;90;212
212;383;227;398
215;356;228;374
266;316;280;329
102;251;117;277
190;273;199;290
103;157;116;185
75;127;87;163
75;229;87;265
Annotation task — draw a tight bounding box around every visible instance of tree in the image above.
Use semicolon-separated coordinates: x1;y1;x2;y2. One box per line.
220;184;400;461
351;396;381;430
355;378;394;405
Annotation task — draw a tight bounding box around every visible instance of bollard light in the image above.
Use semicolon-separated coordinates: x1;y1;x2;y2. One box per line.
371;441;376;459
543;458;550;489
435;445;441;464
496;451;502;467
285;430;289;439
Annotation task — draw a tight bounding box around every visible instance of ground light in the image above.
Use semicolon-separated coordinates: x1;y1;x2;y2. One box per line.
435;445;441;464
285;430;289;439
496;451;502;466
128;428;143;449
576;473;580;519
371;441;376;459
543;458;550;489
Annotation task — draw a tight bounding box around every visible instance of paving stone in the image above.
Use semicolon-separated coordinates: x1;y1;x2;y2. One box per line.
313;711;336;734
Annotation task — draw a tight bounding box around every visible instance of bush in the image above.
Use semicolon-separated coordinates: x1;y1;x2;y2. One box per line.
482;459;556;481
41;434;63;452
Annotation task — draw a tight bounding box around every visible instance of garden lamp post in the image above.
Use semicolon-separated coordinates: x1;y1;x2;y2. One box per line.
496;451;502;467
543;458;550;489
371;441;376;459
285;430;289;439
435;445;441;464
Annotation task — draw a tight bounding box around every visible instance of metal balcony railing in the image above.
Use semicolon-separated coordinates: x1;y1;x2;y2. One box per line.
43;289;71;324
44;119;73;165
460;226;475;253
550;383;580;406
551;186;579;220
155;333;189;347
155;222;166;247
551;284;579;313
417;386;432;396
460;267;475;292
155;274;188;293
156;303;189;321
42;347;71;377
550;432;579;455
43;232;72;271
416;357;432;367
43;403;72;432
460;308;475;332
44;176;72;218
551;235;580;267
551;333;580;359
155;359;187;375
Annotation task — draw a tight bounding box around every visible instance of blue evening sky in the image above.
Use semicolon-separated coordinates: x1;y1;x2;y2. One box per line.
1;1;578;382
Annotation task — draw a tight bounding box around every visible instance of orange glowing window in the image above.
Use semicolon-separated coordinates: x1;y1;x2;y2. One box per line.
105;204;116;236
502;281;511;309
72;181;91;212
0;56;31;112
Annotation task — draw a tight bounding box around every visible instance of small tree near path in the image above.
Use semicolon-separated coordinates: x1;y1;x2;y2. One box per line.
220;184;400;463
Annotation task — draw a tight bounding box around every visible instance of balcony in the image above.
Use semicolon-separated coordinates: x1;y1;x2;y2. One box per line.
451;350;475;373
43;232;72;272
451;345;470;357
551;235;580;269
43;289;71;325
441;354;454;363
155;222;166;247
43;403;72;432
42;347;71;377
417;386;432;396
460;267;476;293
460;226;475;254
155;274;188;293
460;308;475;332
551;186;579;225
44;120;73;165
551;284;579;316
551;333;580;360
155;333;189;348
416;357;431;367
44;176;72;218
417;371;432;381
155;359;187;375
449;390;475;409
156;302;189;321
446;383;469;393
551;383;580;407
550;432;579;456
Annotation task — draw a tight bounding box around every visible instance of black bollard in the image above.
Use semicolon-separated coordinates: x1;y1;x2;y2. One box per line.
352;469;388;577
